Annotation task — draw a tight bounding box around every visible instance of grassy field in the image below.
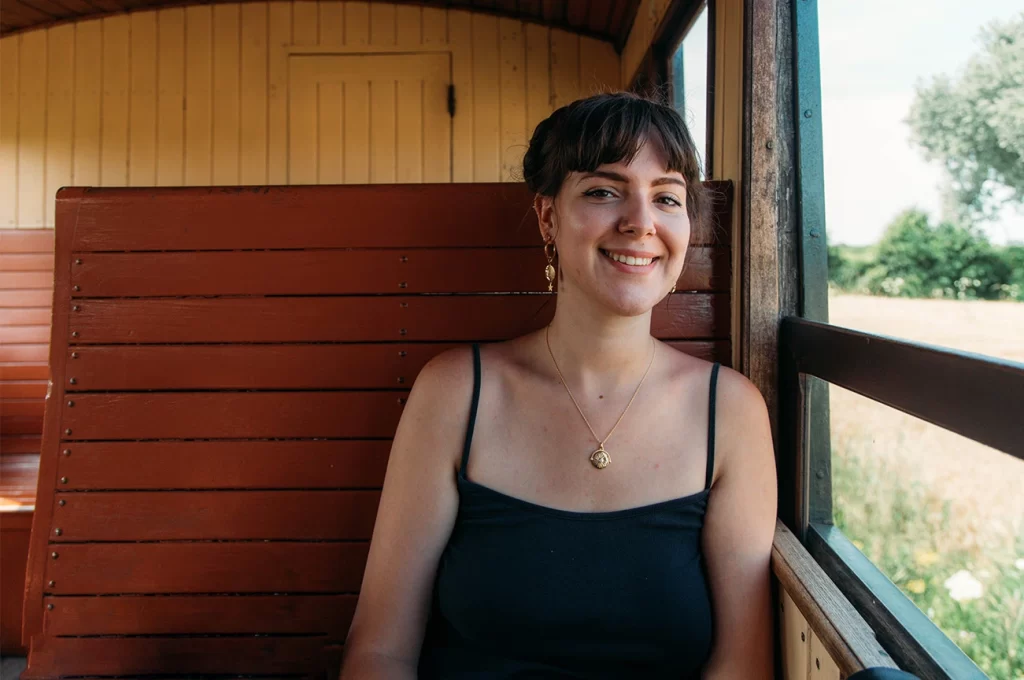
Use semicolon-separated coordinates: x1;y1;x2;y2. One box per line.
828;294;1024;679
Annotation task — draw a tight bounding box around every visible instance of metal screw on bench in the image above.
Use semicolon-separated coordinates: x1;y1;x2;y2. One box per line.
47;604;54;610
60;477;68;484
67;401;74;407
73;285;80;292
71;352;79;358
54;528;62;536
69;378;77;385
48;581;55;587
73;305;80;312
58;500;65;506
65;428;72;435
51;552;58;559
71;331;79;338
400;255;408;263
398;397;407;405
399;282;408;289
400;328;407;335
397;377;405;384
398;351;407;357
63;449;71;457
75;259;82;265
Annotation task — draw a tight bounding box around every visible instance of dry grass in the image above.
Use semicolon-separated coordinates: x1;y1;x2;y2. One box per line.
828;292;1024;560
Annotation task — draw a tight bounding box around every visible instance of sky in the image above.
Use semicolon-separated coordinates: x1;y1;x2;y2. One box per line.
818;1;1024;246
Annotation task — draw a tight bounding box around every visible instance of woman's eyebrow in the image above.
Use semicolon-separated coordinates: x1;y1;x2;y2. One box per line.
652;177;686;188
577;171;685;188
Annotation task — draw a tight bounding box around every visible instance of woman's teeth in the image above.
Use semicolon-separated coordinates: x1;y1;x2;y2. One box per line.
602;249;655;266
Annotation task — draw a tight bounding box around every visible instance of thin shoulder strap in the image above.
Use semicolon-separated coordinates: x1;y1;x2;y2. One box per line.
705;362;721;491
459;343;482;479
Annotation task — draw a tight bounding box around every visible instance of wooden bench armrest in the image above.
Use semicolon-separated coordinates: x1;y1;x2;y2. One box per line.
772;520;899;676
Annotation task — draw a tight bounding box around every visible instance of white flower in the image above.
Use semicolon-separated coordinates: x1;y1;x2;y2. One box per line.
944;570;983;603
1015;558;1024;571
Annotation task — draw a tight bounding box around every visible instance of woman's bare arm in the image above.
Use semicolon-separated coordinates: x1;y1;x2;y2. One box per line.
701;367;778;679
339;347;475;679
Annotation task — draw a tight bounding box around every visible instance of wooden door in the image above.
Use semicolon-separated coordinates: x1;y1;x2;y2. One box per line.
288;53;452;185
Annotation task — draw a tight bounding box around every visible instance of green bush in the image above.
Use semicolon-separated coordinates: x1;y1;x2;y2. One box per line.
827;209;1022;301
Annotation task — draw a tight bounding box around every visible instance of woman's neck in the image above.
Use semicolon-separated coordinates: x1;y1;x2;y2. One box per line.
544;296;655;395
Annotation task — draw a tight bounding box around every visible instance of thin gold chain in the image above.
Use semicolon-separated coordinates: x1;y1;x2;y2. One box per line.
545;325;656;449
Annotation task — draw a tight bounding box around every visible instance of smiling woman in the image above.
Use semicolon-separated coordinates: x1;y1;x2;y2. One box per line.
339;91;777;680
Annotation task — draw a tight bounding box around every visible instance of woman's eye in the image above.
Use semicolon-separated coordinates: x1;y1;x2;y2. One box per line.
657;195;683;207
584;189;615;198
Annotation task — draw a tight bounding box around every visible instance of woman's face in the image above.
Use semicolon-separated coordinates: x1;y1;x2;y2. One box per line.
536;139;691;318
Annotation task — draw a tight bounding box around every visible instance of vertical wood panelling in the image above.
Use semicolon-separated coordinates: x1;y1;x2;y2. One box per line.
780;589;811;680
0;1;623;225
288;66;318;184
550;29;579;110
239;3;268;184
0;36;18;226
524;23;550;145
809;631;842;680
45;24;74;226
267;1;291;184
448;10;472;182
498;18;525;182
100;16;129;187
156;8;185;186
71;20;101;187
471;14;499;182
184;6;213;185
17;29;46;226
319;1;344;46
129;12;158;187
212;4;241;185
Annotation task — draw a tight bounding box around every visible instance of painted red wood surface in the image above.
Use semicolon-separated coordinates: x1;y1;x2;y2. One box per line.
67;293;729;344
0;512;32;654
43;543;369;594
56;440;392;490
43;594;357;636
24;182;735;677
51;491;381;541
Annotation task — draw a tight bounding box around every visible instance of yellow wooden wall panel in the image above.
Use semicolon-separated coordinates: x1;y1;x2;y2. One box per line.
448;10;473;182
17;30;46;226
1;36;19;227
498;18;526;183
370;79;397;182
212;4;241;185
550;29;580;111
395;79;422;183
267;1;291;184
129;12;158;187
71;20;101;187
184;6;213;185
240;3;268;184
421;6;446;45
293;0;318;46
45;25;75;227
580;35;620;95
780;589;812;680
809;631;842;680
343;81;370;183
100;16;130;187
370;2;396;46
524;23;550;150
395;4;421;46
319;0;344;46
471;13;500;182
288;64;318;184
318;82;344;183
344;1;370;47
156;8;185;186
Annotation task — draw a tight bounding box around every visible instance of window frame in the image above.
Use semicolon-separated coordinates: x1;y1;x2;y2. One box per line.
785;1;1024;677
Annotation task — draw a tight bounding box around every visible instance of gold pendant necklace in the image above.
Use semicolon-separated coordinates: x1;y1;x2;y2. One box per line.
545;326;656;470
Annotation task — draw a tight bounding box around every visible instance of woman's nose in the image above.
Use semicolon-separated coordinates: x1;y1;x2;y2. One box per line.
618;196;657;237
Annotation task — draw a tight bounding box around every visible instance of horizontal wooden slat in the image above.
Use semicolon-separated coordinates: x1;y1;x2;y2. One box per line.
63;392;405;440
68;294;729;344
0;324;49;344
62;182;731;251
44;542;368;593
71;247;730;296
25;636;327;675
0;229;55;253
0;271;53;289
0;380;46;399
57;441;391;490
0;345;48;362
0;253;54;271
0;454;39;510
0;289;51;307
3;412;44;435
52;491;380;541
0;308;51;325
1;435;42;454
0;363;48;380
65;341;727;391
44;594;357;636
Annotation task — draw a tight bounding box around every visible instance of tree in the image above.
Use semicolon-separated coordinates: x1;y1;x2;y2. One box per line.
907;14;1024;222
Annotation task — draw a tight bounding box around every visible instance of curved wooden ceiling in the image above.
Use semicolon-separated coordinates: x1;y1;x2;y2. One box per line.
0;0;640;48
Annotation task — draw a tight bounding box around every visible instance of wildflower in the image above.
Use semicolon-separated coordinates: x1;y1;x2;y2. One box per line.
914;550;940;568
905;579;926;594
943;570;983;603
1015;558;1024;571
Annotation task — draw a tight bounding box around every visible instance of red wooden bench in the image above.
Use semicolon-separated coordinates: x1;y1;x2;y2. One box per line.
1;228;53;655
20;181;732;677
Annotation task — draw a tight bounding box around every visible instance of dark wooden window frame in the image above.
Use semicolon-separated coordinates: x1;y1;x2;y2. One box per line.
784;2;1024;679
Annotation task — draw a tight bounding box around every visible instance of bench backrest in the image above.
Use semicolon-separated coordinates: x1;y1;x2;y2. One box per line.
23;181;732;678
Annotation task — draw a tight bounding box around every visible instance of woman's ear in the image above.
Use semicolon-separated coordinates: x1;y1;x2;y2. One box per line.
534;194;556;242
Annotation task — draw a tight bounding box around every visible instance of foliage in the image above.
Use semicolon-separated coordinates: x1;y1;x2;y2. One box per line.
828;209;1021;301
833;451;1024;679
907;14;1024;221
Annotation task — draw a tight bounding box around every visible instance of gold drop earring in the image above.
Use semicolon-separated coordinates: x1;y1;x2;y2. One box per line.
544;242;557;292
670;284;676;294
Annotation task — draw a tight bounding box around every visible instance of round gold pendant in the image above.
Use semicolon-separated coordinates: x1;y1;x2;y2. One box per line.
590;447;611;469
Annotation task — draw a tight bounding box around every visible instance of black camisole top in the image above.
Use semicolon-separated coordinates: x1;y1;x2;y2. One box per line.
418;344;720;679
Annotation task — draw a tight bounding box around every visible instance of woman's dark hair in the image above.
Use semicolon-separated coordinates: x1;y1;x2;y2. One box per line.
522;91;708;232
